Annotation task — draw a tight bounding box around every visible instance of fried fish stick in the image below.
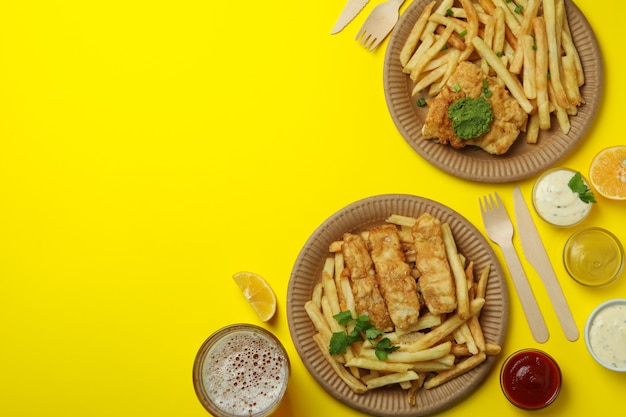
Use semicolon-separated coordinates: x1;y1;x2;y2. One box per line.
341;233;394;332
412;213;457;315
369;225;421;330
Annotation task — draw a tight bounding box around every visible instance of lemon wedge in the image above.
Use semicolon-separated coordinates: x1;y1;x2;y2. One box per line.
232;271;277;322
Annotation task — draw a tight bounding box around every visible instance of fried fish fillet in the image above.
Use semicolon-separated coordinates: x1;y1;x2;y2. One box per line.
411;213;457;315
422;61;528;155
368;225;421;331
341;233;394;332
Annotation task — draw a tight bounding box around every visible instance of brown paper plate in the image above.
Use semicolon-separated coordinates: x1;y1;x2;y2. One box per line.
383;0;603;183
287;194;509;417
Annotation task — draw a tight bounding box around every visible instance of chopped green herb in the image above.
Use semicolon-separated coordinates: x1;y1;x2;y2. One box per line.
547;71;551;80
459;29;468;38
568;172;597;204
446;8;454;16
453;84;462;92
482;79;493;98
329;311;400;359
417;97;427;107
496;51;503;57
514;4;523;13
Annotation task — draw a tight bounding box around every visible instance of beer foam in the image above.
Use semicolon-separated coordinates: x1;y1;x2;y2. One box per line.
202;330;288;416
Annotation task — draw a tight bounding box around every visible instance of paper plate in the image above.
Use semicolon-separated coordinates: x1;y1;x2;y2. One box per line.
287;194;509;416
383;0;603;182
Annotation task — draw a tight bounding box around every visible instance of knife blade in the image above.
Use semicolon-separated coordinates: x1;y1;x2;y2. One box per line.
331;0;369;34
513;186;579;341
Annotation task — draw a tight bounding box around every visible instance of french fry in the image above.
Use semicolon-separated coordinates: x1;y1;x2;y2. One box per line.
407;376;426;405
345;357;414;374
400;1;437;67
491;0;521;36
423;352;487;389
467;315;487;352
521;34;537;100
533;16;551;130
386;214;417;227
454;323;478;354
543;0;569;107
405;298;485;352
361;341;452;363
510;0;540;74
475;265;490;301
458;0;479;61
410;25;455;82
366;371;420;390
442;223;470;319
311;282;323;308
412;65;448;96
526;112;540;144
403;33;435;75
421;0;454;39
472;37;534;113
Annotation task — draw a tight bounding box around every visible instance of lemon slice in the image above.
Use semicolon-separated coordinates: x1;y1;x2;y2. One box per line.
232;271;277;322
589;146;626;200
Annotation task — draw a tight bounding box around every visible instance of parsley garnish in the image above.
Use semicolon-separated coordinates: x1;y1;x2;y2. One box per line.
568;172;597;204
329;311;400;360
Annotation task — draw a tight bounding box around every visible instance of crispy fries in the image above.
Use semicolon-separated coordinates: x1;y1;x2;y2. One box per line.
399;0;586;145
305;213;501;405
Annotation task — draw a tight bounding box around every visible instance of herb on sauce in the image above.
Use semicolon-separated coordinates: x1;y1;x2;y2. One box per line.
568;172;597;204
448;96;494;140
329;311;399;360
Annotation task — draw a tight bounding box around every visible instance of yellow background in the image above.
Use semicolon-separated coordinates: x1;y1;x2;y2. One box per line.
0;0;624;416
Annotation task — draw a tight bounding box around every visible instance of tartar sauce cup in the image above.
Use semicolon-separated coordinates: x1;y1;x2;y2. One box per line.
532;168;593;227
585;299;626;372
192;324;290;417
500;348;562;410
563;227;624;287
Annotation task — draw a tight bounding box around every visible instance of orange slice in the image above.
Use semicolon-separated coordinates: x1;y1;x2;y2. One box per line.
232;271;277;322
589;146;626;200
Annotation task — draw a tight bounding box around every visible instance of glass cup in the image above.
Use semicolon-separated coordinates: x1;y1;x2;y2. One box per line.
192;324;290;417
563;227;624;287
532;168;593;227
500;349;561;410
585;299;626;372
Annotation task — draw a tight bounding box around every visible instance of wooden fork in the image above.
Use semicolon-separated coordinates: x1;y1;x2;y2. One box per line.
355;0;406;51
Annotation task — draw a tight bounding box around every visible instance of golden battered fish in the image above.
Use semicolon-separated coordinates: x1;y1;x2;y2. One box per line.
341;233;394;332
368;225;421;331
422;61;528;155
411;213;457;315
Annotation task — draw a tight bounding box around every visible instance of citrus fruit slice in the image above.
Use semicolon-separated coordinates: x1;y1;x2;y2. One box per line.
589;146;626;200
232;271;277;322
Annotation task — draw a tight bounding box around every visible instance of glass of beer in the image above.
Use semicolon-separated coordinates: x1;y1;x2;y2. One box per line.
193;324;290;417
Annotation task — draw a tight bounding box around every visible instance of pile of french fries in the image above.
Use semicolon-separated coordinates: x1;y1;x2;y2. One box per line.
304;214;501;405
400;0;584;144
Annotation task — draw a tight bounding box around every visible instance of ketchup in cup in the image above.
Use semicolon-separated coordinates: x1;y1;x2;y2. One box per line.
500;349;561;410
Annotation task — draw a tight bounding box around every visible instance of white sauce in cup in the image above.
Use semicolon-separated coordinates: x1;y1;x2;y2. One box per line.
586;300;626;371
532;168;592;227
